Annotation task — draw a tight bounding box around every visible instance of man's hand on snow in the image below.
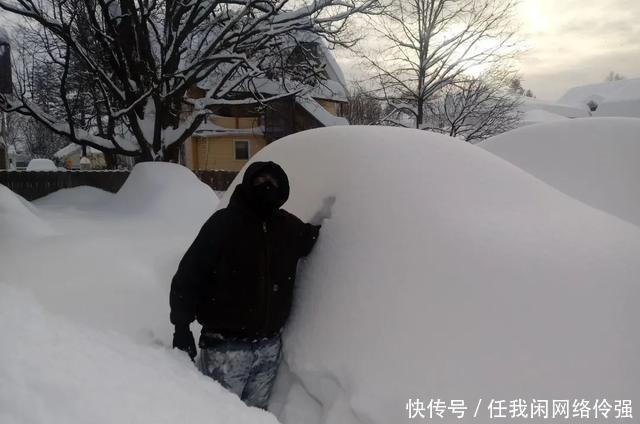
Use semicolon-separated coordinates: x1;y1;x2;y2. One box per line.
309;196;336;226
172;325;197;361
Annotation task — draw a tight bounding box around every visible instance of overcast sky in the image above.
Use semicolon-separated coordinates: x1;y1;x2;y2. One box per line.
336;0;640;101
498;0;639;100
1;0;638;101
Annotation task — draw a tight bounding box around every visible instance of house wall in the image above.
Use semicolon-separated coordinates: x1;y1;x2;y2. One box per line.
211;115;261;129
189;135;266;171
317;99;340;116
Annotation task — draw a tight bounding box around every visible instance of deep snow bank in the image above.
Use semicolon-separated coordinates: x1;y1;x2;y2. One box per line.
110;162;218;225
0;184;55;239
0;284;279;424
34;185;114;209
220;126;640;424
481;117;640;226
1;163;218;346
0;164;268;424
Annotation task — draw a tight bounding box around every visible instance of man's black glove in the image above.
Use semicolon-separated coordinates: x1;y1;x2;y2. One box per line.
173;325;197;361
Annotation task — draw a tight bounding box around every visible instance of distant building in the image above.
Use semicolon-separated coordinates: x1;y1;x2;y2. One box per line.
54;143;106;170
181;37;349;172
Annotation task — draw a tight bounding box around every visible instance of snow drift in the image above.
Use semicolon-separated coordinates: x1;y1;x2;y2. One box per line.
481;117;640;227
0;284;279;424
218;126;640;424
0;184;55;239
110;161;218;225
0;164;273;424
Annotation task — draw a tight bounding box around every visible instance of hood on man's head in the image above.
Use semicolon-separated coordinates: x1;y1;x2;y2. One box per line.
239;161;290;210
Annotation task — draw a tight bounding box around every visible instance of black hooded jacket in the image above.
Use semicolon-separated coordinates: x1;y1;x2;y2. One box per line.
169;161;320;341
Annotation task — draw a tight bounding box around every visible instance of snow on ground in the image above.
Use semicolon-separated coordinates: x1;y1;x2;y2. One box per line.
0;185;55;239
108;162;218;225
2;125;640;424
217;126;640;424
595;99;640;118
520;108;568;126
518;96;590;120
0;164;276;424
481;117;640;227
0;284;279;424
33;185;114;208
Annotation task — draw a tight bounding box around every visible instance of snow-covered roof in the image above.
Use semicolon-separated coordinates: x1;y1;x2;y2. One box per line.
54;143;104;159
296;96;349;126
558;78;640;106
194;33;347;103
282;31;347;90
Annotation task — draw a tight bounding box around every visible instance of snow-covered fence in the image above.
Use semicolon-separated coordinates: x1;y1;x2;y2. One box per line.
193;170;238;192
0;169;238;200
0;170;130;201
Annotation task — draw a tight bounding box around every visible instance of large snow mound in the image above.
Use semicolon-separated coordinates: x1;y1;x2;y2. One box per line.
0;164;272;424
559;78;640;106
481;117;640;227
34;185;114;209
219;126;640;424
1;163;219;346
0;284;279;424
0;185;55;239
110;162;218;225
594;99;640;118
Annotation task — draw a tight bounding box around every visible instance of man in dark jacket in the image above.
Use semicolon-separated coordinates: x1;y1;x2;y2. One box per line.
170;161;332;409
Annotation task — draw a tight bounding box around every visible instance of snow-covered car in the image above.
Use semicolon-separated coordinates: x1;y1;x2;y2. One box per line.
26;158;58;171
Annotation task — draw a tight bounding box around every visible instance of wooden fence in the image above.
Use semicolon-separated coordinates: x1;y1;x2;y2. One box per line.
0;169;239;201
0;170;131;201
193;170;238;192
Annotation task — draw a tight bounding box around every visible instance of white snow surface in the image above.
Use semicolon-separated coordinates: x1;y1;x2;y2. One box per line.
594;99;640;118
520;108;568;126
2;127;640;424
0;164;277;424
0;284;279;424
108;161;218;225
297;96;349;126
481;117;640;227
216;126;640;424
519;96;590;119
0;185;55;239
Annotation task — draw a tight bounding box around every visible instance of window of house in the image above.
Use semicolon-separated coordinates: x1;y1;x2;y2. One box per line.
234;140;250;160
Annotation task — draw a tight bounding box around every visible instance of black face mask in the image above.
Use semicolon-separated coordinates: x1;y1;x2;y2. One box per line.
250;181;281;216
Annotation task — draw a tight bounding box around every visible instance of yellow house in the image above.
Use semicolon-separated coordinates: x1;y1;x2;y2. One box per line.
181;40;349;172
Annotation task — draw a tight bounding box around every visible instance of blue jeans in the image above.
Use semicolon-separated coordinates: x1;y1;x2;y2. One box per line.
197;334;283;409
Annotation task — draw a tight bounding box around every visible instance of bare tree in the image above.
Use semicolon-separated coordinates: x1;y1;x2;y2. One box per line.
0;0;379;161
360;0;519;128
423;68;522;142
343;83;383;124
